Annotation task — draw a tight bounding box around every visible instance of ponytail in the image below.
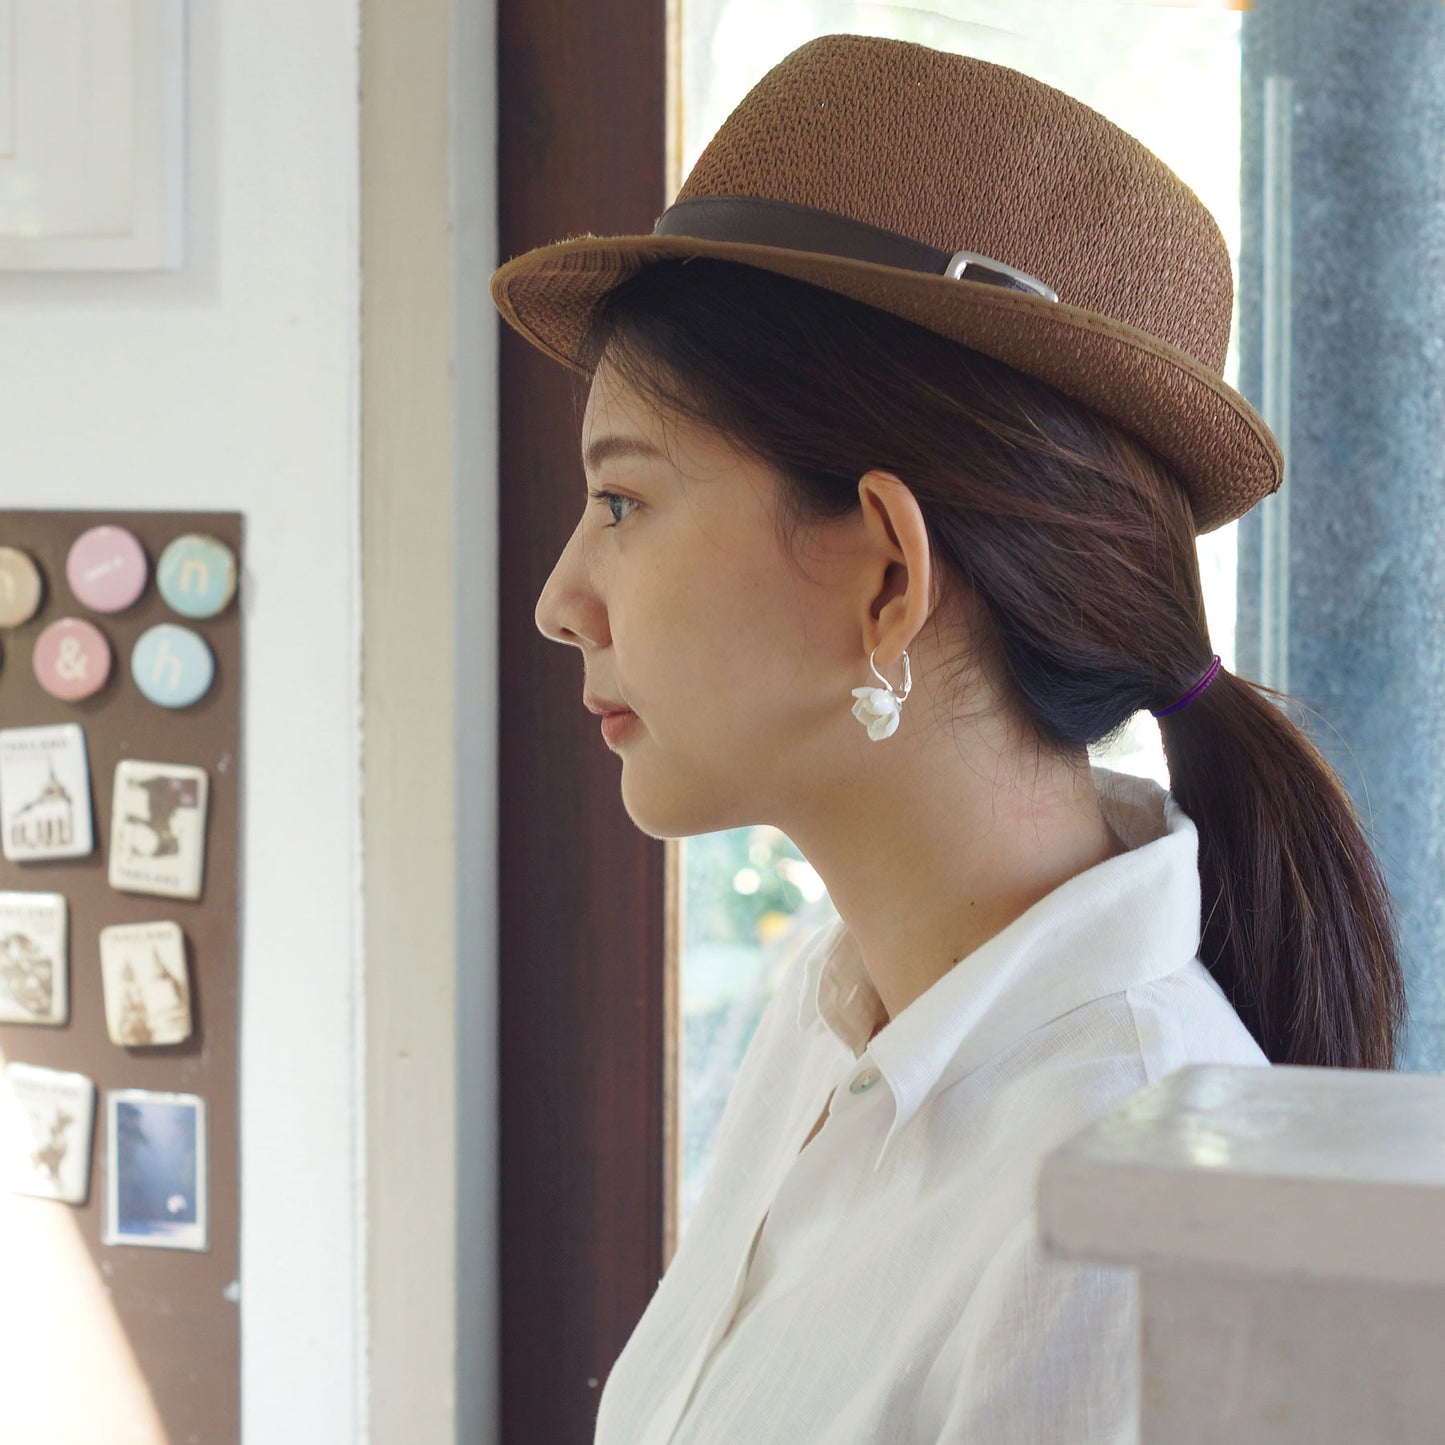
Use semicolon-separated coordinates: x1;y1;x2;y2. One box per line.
1160;668;1407;1068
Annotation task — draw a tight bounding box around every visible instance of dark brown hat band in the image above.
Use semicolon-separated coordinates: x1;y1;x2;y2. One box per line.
652;194;1058;302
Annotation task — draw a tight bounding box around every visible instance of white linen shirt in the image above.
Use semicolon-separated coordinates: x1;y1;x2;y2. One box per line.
593;765;1271;1445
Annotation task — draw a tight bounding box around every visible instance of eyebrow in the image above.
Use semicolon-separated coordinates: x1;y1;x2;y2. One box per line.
582;435;668;474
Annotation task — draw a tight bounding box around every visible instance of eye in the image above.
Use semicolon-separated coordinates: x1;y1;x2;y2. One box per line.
588;488;640;528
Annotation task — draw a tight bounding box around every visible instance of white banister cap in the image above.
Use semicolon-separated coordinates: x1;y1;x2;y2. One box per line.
1038;1063;1445;1288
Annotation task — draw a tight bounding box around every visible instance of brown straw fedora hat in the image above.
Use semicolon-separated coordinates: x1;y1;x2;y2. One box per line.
490;32;1282;535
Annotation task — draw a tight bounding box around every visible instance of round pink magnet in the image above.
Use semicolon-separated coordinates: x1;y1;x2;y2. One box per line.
33;617;113;700
66;525;149;613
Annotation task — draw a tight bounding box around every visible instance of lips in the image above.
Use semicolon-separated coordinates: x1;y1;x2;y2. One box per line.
583;692;632;716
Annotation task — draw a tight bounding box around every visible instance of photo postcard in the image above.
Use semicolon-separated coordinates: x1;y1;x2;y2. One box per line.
105;1089;207;1250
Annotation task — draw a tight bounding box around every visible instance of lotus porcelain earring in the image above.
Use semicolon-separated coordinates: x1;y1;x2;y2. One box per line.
851;647;912;741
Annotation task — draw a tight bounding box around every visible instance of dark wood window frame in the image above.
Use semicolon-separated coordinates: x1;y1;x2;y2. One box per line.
497;4;674;1440
497;5;1445;1438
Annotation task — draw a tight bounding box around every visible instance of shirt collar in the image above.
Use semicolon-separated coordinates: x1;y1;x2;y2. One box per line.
794;765;1201;1171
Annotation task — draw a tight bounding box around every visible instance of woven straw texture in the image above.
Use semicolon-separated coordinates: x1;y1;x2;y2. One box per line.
491;34;1283;535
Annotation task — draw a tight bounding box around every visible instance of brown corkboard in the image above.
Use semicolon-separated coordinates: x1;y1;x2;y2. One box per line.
0;510;241;1445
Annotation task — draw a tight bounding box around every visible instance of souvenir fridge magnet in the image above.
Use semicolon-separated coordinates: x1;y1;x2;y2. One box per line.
0;723;95;863
157;534;238;620
66;525;149;614
104;1089;207;1251
0;892;69;1026
32;616;113;701
99;920;192;1046
1;1062;96;1206
131;623;215;708
0;546;45;628
107;760;208;900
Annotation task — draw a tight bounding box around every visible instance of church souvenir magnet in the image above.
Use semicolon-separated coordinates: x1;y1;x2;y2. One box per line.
105;1089;207;1251
107;760;209;900
99;920;192;1046
1;1062;96;1206
0;723;95;863
0;891;69;1026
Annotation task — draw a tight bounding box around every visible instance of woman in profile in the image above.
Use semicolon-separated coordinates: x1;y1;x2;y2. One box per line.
492;33;1406;1445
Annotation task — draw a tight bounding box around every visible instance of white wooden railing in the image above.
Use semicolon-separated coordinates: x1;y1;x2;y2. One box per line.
1038;1063;1445;1444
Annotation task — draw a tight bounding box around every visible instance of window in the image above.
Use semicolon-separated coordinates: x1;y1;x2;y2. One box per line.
674;0;1292;1245
496;4;1443;1429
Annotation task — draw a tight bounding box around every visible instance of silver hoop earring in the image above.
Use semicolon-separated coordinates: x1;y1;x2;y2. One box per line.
850;647;912;741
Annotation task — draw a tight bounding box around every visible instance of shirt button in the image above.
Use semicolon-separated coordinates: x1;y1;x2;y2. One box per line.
849;1067;882;1095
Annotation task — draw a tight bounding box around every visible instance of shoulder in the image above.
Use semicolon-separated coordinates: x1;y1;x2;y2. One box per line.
1124;956;1271;1082
949;960;1268;1171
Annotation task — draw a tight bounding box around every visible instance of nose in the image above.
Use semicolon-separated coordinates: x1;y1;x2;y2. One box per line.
534;515;605;649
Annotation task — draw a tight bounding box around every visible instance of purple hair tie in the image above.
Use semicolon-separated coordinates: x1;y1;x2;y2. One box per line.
1152;655;1222;719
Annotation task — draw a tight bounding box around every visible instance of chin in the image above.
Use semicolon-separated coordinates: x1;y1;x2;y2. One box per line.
619;773;747;841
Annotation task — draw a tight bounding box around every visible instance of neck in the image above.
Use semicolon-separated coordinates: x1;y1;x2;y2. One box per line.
780;743;1125;1028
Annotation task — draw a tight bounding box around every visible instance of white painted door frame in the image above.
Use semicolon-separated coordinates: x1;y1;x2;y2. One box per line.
360;0;498;1439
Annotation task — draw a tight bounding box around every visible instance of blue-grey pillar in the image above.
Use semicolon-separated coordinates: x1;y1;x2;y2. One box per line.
1235;0;1445;1072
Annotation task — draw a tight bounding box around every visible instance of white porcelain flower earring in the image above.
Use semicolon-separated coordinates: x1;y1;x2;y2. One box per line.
851;647;912;741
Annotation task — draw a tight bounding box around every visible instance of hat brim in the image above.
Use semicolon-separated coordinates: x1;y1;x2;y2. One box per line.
490;233;1282;536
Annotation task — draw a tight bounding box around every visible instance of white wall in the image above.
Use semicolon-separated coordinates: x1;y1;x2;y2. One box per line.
2;0;366;1436
1;0;500;1435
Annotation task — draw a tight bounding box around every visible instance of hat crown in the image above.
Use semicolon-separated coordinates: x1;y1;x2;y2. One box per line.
676;34;1233;373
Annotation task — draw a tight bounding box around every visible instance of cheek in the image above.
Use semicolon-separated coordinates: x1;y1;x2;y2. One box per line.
639;557;783;698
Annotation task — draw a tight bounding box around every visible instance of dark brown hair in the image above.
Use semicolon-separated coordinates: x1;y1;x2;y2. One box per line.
577;256;1406;1070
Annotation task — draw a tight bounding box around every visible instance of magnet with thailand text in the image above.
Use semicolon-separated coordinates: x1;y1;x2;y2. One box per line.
1;1062;96;1206
99;920;192;1047
131;623;215;708
0;723;95;863
33;616;113;701
0;892;69;1026
66;524;149;614
105;1089;207;1250
0;546;45;628
157;533;238;620
107;760;208;900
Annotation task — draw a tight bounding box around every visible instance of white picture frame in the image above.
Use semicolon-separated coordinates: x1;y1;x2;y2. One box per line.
0;0;186;270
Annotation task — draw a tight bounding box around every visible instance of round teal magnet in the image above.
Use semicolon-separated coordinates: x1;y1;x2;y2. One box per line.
131;624;215;708
157;533;238;620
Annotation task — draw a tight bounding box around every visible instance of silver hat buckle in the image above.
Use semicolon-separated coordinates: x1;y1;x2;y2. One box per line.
945;249;1059;303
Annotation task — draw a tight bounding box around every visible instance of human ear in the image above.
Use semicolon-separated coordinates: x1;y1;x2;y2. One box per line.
856;469;933;658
